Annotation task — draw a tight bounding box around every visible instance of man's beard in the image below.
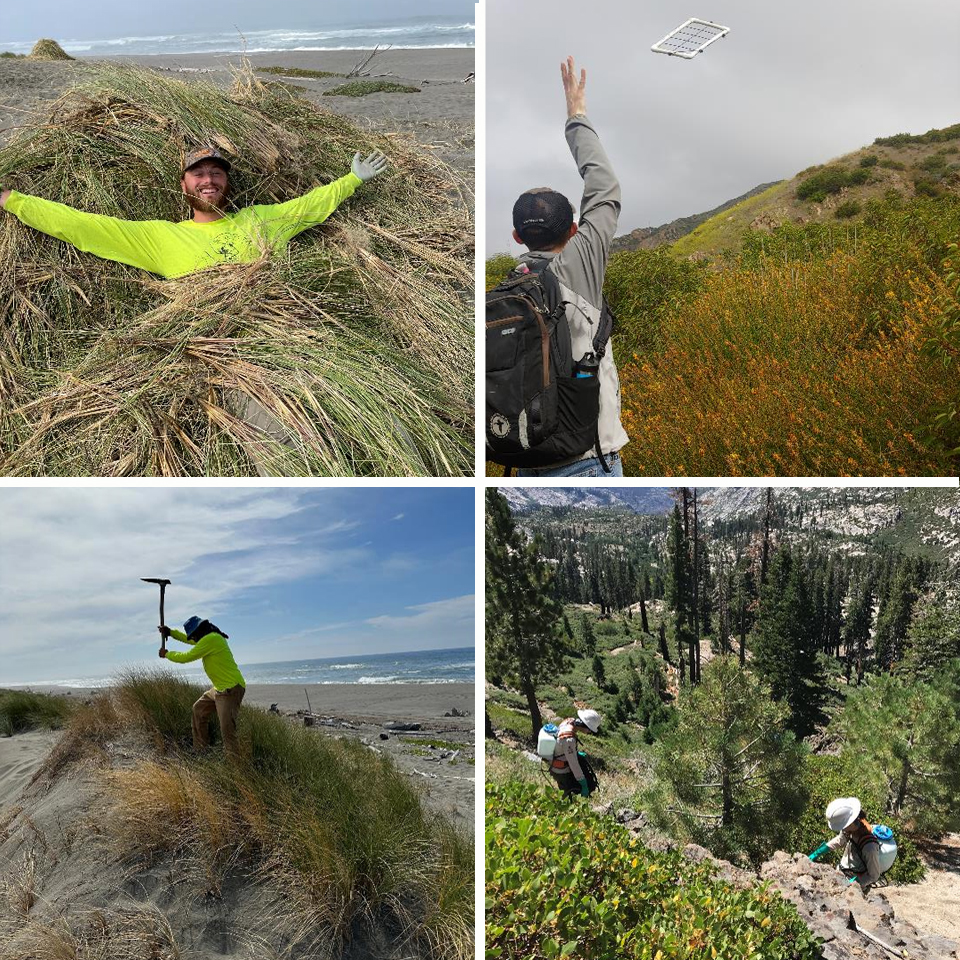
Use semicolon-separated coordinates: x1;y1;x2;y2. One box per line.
184;185;230;213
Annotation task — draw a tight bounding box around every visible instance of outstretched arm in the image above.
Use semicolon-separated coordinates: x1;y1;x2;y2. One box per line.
255;150;389;244
2;191;166;274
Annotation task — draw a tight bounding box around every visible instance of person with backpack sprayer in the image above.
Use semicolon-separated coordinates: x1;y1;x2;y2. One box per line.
807;797;897;890
159;616;247;760
544;709;602;798
485;56;627;477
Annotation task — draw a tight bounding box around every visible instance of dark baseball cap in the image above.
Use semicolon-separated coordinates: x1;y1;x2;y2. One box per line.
512;189;574;248
182;146;231;175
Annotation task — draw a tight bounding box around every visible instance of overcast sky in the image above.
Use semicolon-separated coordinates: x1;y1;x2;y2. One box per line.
2;0;471;44
487;0;960;252
0;488;474;685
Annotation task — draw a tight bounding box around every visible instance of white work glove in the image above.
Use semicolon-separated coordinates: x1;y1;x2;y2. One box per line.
351;150;389;182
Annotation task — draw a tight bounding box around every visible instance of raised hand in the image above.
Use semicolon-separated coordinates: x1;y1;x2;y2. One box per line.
561;56;587;119
351;150;389;183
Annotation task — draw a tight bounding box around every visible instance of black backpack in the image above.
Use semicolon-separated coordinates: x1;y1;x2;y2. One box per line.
485;259;614;473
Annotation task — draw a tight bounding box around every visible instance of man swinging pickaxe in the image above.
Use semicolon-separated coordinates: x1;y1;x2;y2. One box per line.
141;577;171;655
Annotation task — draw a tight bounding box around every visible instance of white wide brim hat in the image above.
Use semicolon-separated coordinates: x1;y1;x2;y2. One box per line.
826;797;861;832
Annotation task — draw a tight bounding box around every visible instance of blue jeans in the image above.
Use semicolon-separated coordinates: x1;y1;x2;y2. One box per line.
517;451;622;478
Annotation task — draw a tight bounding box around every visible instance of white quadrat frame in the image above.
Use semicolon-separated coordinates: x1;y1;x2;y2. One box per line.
651;17;730;59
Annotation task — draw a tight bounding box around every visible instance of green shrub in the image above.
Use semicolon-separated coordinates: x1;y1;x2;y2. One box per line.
859;155;879;167
919;154;949;174
603;248;705;358
786;754;925;885
914;177;944;198
486;780;821;960
0;689;74;735
796;166;852;202
486;254;518;290
835;200;862;219
878;157;906;170
875;124;960;147
324;80;420;97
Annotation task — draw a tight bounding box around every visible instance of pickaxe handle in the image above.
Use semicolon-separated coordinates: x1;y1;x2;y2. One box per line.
158;583;167;653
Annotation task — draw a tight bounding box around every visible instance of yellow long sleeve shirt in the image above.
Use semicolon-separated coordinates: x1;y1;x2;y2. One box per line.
4;172;362;279
165;629;246;691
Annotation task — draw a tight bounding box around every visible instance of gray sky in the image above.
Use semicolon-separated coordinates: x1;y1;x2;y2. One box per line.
2;0;471;44
487;0;960;252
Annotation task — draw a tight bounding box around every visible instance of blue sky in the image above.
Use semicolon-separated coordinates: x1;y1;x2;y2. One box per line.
0;487;475;684
2;1;473;44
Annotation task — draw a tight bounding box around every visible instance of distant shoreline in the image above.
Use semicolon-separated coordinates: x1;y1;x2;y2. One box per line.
11;681;474;722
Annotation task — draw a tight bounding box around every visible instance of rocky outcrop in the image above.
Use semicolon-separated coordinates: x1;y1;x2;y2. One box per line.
612;811;958;960
760;851;959;960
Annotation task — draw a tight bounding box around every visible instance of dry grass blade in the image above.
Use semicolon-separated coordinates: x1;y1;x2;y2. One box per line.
0;63;473;476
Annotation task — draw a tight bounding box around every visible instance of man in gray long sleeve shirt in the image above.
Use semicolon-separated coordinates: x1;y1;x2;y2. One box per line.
512;57;628;477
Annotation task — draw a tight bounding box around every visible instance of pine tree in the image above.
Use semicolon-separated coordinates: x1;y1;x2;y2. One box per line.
651;656;805;864
832;669;960;835
666;504;694;685
485;489;566;742
751;544;827;738
900;590;960;683
874;565;917;671
843;578;873;684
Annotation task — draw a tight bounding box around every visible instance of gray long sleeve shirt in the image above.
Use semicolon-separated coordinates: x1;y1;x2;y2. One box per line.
518;114;629;461
826;829;882;888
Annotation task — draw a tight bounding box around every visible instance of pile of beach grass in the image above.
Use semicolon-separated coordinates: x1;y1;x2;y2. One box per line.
0;63;473;476
26;39;73;60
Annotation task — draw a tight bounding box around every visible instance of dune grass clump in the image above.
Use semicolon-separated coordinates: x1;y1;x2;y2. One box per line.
0;64;472;477
0;689;74;736
325;80;421;97
258;65;343;79
26;39;73;61
57;671;473;959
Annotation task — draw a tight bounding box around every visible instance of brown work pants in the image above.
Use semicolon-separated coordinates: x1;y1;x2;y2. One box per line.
192;684;245;758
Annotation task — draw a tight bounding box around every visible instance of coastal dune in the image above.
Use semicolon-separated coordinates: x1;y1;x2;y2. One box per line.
0;678;475;960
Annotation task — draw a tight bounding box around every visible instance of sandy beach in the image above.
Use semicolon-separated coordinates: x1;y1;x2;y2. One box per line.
0;47;474;176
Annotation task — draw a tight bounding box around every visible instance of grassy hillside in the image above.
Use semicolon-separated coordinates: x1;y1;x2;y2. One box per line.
628;122;960;263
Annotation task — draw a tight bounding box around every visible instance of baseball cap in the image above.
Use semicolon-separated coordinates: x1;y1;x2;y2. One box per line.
512;189;574;248
183;146;231;175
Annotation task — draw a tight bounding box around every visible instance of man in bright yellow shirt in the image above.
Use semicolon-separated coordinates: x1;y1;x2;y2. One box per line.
0;144;389;279
159;614;247;758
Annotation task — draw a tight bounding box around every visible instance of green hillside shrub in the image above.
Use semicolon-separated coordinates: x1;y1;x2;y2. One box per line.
875;124;960;147
835;200;861;219
486;780;821;960
859;155;879;167
796;165;867;202
878;157;906;170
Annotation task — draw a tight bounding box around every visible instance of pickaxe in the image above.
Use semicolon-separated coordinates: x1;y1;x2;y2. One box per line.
141;577;171;654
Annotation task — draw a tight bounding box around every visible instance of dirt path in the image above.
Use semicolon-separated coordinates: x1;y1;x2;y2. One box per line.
882;834;960;941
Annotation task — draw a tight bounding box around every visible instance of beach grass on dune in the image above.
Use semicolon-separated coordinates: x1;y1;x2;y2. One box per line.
0;62;473;477
0;689;74;736
325;80;422;97
52;670;473;959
